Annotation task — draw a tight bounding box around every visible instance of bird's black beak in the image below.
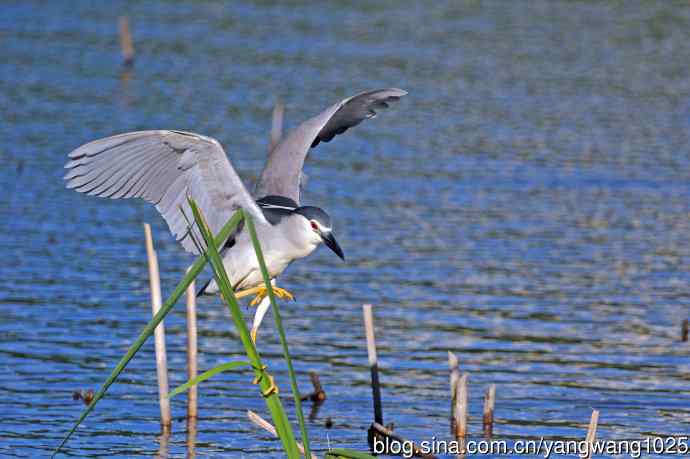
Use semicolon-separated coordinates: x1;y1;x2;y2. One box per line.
321;231;345;260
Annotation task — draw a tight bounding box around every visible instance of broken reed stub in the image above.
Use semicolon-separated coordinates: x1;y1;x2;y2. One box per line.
682;319;689;342
584;409;599;459
370;422;438;459
144;223;172;429
483;384;496;437
119;16;135;67
363;304;383;425
448;351;460;435
455;373;469;438
269;99;284;153
300;371;326;403
186;271;198;419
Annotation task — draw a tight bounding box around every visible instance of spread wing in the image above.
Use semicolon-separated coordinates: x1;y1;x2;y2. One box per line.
64;130;267;254
254;88;407;203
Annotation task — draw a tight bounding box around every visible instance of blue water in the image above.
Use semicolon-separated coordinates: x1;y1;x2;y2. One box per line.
2;1;690;457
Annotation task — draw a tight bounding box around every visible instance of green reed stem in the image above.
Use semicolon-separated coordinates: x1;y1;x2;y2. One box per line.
189;199;300;459
243;210;312;459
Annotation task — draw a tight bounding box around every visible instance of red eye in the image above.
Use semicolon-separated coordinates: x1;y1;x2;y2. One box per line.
310;221;319;231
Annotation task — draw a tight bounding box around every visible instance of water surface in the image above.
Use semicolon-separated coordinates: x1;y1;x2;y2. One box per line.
2;1;690;457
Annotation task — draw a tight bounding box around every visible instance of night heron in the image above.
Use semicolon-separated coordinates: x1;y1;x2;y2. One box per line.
64;88;406;338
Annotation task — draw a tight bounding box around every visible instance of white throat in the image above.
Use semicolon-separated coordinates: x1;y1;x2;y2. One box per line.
282;214;322;259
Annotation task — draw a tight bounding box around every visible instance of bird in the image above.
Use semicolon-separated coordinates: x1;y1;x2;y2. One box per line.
64;88;407;339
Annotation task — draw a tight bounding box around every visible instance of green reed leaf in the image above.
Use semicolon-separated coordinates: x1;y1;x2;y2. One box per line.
52;211;244;458
167;360;251;399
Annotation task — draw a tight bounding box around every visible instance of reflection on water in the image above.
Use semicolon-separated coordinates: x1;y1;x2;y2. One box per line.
156;430;169;459
186;416;197;459
2;1;690;458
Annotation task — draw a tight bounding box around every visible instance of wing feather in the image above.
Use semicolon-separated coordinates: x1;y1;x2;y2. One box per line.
65;130;267;254
87;149;162;196
105;151;169;199
89;148;164;198
255;88;406;203
68;142;160;193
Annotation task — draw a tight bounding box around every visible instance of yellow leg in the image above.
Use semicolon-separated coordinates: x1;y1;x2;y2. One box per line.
234;285;264;300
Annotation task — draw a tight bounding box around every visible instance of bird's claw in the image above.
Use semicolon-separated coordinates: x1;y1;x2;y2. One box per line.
273;287;295;301
249;286;295;307
249;290;265;307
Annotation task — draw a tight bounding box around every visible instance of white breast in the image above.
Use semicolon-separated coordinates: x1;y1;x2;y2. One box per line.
220;215;319;291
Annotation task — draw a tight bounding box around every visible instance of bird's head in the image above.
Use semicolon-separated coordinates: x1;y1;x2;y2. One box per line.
294;206;344;260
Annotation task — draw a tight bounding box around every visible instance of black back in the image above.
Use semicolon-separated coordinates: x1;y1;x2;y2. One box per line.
256;195;332;228
256;195;298;225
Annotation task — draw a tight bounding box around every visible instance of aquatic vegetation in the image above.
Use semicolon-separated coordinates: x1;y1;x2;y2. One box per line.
53;198;374;459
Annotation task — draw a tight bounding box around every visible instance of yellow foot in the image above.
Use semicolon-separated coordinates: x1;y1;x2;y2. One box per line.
249;285;295;307
250;327;258;344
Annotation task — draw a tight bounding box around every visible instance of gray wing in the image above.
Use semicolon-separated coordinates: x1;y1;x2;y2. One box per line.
64;130;268;254
254;88;407;203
